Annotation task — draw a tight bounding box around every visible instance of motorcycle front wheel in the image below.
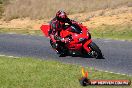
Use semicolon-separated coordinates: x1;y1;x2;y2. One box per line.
88;42;104;59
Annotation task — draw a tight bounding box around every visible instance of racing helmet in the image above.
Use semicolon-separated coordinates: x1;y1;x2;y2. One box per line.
56;10;68;23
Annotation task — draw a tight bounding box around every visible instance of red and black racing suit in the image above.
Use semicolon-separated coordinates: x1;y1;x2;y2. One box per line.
49;17;75;54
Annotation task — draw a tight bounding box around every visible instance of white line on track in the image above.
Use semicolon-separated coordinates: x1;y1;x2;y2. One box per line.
96;69;131;76
0;54;20;58
80;66;131;76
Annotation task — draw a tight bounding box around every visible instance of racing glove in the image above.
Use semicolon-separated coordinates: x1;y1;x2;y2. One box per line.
54;36;62;41
60;38;71;43
54;36;70;43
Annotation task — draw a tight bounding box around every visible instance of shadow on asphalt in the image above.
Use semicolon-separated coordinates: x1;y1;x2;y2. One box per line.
59;53;105;59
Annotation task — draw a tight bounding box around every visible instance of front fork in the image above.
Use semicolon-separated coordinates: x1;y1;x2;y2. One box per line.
83;39;92;53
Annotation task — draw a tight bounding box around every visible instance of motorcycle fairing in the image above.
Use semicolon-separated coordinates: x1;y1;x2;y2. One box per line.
60;24;92;52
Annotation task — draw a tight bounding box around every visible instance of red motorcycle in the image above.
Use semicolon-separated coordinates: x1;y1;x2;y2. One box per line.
40;22;104;59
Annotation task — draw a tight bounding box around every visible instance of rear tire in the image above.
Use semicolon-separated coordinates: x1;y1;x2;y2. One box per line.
89;42;104;59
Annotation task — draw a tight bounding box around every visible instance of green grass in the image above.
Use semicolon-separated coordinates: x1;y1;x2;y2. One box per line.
0;56;131;88
91;24;132;41
0;28;42;35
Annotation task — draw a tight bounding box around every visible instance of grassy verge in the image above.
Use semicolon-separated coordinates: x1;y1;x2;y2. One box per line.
0;56;131;88
90;24;132;41
0;28;42;35
0;23;132;41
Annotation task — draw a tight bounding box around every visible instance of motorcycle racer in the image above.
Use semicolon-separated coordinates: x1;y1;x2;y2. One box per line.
49;10;76;56
41;12;104;59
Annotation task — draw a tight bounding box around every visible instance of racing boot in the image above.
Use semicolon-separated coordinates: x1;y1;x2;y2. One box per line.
58;46;67;57
59;52;66;57
58;48;67;57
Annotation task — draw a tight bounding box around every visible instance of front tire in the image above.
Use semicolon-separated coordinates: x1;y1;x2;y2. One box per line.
89;42;103;59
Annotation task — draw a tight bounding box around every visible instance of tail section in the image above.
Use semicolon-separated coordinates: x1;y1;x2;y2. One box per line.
40;24;50;37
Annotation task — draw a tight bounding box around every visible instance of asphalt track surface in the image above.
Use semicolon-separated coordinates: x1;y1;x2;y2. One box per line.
0;34;132;75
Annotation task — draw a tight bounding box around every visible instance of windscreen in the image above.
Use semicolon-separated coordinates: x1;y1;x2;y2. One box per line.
70;24;82;34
